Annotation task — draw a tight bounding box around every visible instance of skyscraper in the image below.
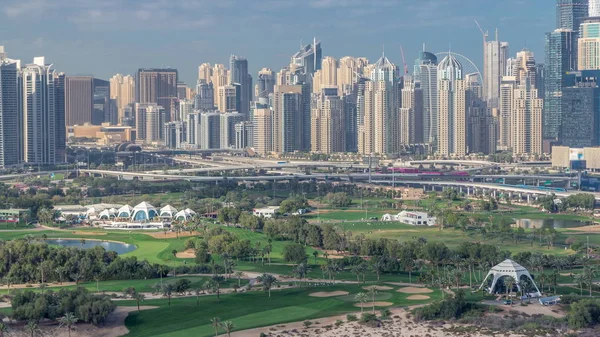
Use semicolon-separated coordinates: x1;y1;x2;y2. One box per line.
578;17;600;70
556;0;589;34
512;80;543;155
54;73;66;163
195;80;214;111
544;29;577;140
414;50;438;144
561;70;600;147
273;85;303;153
199;112;221;149
483;32;509;109
198;63;213;83
164;121;185;149
400;75;423;144
93;78;113;125
311;88;345;154
218;85;238;112
229;55;251;117
253;107;274;155
591;0;600;16
338;57;369;95
437;53;467;157
65;76;93;126
19;57;56;164
291;38;322;83
136;68;178;122
499;76;517;149
220;112;245;148
211;64;229;104
0;58;20;167
109;74;135;124
135;103;165;144
255;68;275;99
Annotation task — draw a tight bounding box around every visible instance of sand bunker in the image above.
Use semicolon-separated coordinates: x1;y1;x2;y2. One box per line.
309;291;349;298
176;249;196;258
146;231;201;239
71;231;107;236
397;287;434;294
362;285;393;291
407;295;430;300
354;301;393;308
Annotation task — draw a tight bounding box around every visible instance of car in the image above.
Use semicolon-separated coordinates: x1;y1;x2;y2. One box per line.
503;300;512;305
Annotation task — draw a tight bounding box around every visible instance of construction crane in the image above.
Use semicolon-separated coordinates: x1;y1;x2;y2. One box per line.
400;45;408;75
474;20;488;44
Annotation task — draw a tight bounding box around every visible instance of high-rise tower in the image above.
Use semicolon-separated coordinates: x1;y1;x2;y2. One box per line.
414;50;438;144
556;0;589;34
110;74;135;123
136;68;178;122
0;58;19;167
591;0;600;16
229;55;251;117
483;30;509;109
437;53;467;157
578;17;600;70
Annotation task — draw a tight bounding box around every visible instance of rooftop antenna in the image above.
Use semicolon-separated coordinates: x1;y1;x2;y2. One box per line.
382;44;385;59
423;43;426;52
400;45;408;75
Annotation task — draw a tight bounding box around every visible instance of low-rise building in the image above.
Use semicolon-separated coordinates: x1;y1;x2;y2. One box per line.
252;206;280;218
381;211;436;226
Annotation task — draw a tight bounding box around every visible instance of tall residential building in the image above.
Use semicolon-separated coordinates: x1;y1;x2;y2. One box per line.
211;64;229;104
186;111;201;146
400;75;423;144
338;57;369;95
178;99;194;122
229;55;252;117
316;56;338;92
592;0;600;16
483;33;509;109
255;68;275;98
578;18;600;70
195;80;215;111
414;50;438;144
358;55;398;155
253;107;274;155
54;73;66;163
561;70;600;147
499;76;517;148
291;38;322;82
19;57;56;164
234;121;253;149
311;88;345;154
273;85;303;153
198;63;213;83
136;68;178;122
199;112;221;149
135;103;165;144
217;85;238;112
512;80;543;155
109;74;135;123
0;59;19;167
65;76;93;126
220;112;245;148
164;121;185;149
437;53;467;157
557;0;589;34
544;29;577;140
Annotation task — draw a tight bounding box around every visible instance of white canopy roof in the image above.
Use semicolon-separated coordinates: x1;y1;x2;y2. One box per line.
480;259;541;296
160;205;178;215
133;202;156;212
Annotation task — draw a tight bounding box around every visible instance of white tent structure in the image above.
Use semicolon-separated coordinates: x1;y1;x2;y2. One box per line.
160;205;178;218
131;202;158;222
174;209;194;221
117;205;133;218
479;259;541;297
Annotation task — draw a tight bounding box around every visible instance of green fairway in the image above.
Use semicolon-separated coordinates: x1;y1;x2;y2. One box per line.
123;284;442;337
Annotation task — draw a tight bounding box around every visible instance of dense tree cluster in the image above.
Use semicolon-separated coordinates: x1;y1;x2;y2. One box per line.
324;192;352;207
11;288;115;324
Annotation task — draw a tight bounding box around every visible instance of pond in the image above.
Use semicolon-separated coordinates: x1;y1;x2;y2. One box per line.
44;239;137;254
514;218;592;229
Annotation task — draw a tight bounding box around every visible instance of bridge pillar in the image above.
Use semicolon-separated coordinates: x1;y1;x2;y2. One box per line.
527;194;531;204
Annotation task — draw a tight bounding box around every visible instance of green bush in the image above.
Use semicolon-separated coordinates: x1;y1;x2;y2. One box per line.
346;314;358;322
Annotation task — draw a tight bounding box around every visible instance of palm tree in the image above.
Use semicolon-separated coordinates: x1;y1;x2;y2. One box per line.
234;271;245;287
25;320;39;337
505;277;515;302
133;292;145;312
210;317;221;337
162;283;175;306
574;273;585;296
0;322;8;337
584;266;597;297
368;286;379;314
80;238;86;247
293;263;310;287
194;286;202;306
312;251;319;265
220;320;235;337
354;292;368;314
551;268;560;295
257;273;278;298
58;312;79;337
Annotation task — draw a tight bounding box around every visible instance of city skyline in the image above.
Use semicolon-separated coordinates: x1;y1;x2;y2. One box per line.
1;0;553;85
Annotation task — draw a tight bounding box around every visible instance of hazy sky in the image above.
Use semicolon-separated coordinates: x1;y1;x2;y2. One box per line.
1;0;553;85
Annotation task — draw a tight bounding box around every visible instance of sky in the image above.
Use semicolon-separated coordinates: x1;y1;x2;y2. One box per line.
1;0;554;85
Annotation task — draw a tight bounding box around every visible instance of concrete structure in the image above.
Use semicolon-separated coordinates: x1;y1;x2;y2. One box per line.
483;32;509;109
561;70;600;147
255;68;275;99
400;75;423;144
556;0;588;34
164;121;186;149
186;111;200;147
70;123;134;144
19;57;56;165
136;68;178;122
437;53;467;157
110;74;135;123
234;121;253;149
338;56;368;95
217;84;237;113
591;0;600;17
92;78;115;125
253;206;279;218
220;112;245;149
553;146;600;171
229;55;251;117
65;75;93;126
253;108;274;155
578;18;600;70
512;79;543;155
414;50;438;144
211;64;229;104
381;211;436;226
480;259;541;296
195;80;215;111
135;103;165;144
291;38;322;83
273;84;309;153
54;73;66;163
200;112;221;149
0;58;19;167
311;88;345;154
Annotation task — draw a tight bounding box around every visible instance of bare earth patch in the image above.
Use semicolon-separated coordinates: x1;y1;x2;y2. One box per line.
566;224;600;232
354;301;393;308
309;291;349;298
397;287;434;294
145;231;201;239
0;282;76;290
175;249;196;258
362;285;393;291
407;295;430;300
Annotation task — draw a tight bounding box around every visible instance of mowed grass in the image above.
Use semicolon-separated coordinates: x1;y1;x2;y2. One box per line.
123;284;441;337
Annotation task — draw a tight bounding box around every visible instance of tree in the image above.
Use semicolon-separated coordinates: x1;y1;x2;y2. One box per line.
194;286;202;306
370;257;385;281
211;317;221;337
257;273;278;298
354;292;368;314
204;278;222;300
312;251;319;265
25;320;40;337
505;277;515;301
234;271;245;287
574;273;585;296
133;292;145;312
368;286;379;314
584;266;597;297
293;263;310;286
58;312;79;337
283;243;307;264
162;283;175;306
220;320;235;337
0;322;8;337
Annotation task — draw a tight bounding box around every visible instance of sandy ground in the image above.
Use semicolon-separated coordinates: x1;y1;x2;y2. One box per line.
5;306;158;337
362;286;393;291
145;231;201;239
229;308;529;337
564;224;600;232
175;248;196;258
0;282;76;290
492;301;566;318
309;291;349;298
397;287;434;294
354;301;393;308
407;295;431;300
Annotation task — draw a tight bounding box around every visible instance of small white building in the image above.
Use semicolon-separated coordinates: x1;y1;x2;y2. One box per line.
381;211;436;226
253;206;279;218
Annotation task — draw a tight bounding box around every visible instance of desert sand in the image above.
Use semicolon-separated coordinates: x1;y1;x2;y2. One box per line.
175;248;196;258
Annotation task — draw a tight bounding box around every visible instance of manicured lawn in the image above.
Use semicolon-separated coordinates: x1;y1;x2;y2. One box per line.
123;284;442;337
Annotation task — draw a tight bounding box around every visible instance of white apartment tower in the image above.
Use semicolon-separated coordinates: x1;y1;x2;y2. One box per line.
437;53;467;157
483;31;509;109
109;74;135;123
311;88;345;154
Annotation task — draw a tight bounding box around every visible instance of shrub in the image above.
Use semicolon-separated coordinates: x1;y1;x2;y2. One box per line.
380;309;391;320
303;320;313;328
346;314;358;322
360;313;379;328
